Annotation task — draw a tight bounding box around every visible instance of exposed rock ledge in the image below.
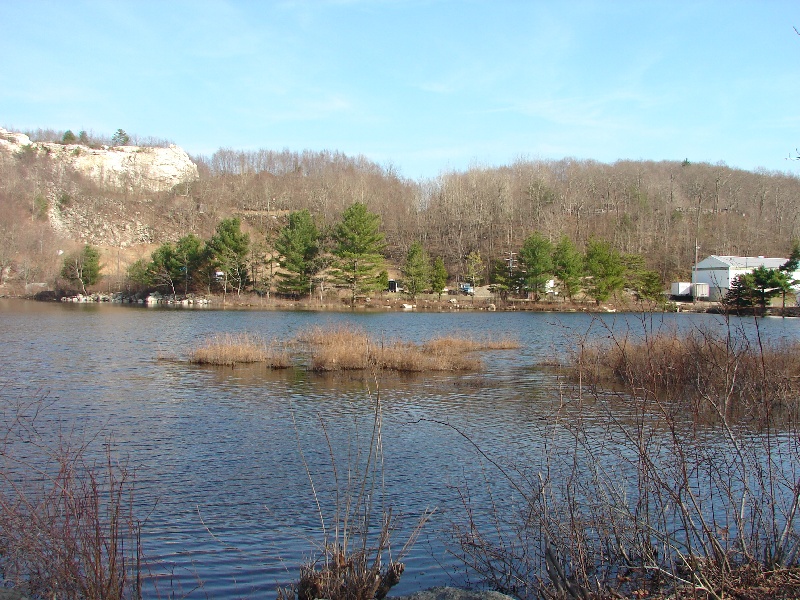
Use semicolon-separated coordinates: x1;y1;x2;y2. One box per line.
0;127;198;193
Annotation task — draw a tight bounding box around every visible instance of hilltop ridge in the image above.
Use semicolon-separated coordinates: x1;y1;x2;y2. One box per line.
1;125;799;297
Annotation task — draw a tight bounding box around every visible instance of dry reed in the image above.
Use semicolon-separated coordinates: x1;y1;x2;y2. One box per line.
423;335;520;354
573;326;800;422
189;333;291;368
300;326;516;372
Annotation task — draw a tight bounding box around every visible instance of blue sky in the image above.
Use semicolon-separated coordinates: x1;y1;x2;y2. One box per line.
2;0;799;180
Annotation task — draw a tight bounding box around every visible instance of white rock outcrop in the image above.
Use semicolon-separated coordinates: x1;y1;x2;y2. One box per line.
0;127;198;193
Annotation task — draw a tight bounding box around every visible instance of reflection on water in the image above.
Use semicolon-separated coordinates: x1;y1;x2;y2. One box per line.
1;299;799;598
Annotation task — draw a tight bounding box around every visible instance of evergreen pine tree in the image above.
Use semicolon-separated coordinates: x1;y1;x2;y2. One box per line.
552;236;583;301
584;238;625;304
274;210;320;298
61;245;101;294
331;203;386;303
518;232;554;301
402;242;430;300
430;257;449;300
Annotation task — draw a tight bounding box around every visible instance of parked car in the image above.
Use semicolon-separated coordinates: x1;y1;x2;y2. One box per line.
459;282;474;296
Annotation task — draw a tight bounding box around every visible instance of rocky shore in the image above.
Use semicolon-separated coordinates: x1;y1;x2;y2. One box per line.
52;291;212;306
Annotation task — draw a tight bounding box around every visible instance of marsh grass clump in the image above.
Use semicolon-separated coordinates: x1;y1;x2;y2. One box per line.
573;326;800;422
189;333;291;367
188;326;520;373
300;326;518;372
423;335;521;355
300;325;373;371
278;544;406;600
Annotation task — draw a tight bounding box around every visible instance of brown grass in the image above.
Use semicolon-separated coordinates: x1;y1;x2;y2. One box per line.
188;333;291;367
573;327;800;422
188;327;520;373
299;326;517;372
451;324;800;600
423;335;521;354
277;545;406;600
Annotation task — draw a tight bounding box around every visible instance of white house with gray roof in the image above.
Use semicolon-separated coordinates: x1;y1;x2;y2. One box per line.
692;255;800;301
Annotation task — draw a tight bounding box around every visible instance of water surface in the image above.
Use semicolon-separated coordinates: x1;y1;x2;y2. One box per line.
1;300;798;598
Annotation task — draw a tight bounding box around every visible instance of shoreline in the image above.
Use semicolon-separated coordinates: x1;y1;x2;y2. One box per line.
0;290;702;314
3;290;799;316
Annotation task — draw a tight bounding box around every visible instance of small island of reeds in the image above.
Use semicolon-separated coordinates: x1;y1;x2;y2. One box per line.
187;325;520;372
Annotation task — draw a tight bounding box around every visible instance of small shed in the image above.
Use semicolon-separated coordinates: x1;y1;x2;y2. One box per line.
692;255;800;301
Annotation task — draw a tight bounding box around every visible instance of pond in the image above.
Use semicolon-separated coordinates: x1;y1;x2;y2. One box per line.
1;300;798;598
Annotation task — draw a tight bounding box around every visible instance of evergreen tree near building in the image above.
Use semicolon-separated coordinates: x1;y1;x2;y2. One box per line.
780;240;800;277
583;238;625;304
464;251;484;288
725;266;792;311
331;203;386;303
779;240;800;308
623;254;664;302
725;273;757;308
489;258;520;301
206;218;250;298
552;236;583;301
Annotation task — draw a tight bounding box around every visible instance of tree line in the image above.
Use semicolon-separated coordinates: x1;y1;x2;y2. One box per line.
94;201;677;306
120;203;393;303
3;130;800;296
190;149;800;287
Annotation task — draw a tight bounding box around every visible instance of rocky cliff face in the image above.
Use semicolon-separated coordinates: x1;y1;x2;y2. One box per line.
0;127;203;249
0;127;198;193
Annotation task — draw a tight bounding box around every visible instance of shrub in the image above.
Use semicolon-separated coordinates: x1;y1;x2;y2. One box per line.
450;319;800;599
0;399;141;600
276;388;432;600
573;326;800;423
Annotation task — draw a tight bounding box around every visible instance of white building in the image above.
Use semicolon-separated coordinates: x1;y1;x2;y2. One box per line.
692;255;800;301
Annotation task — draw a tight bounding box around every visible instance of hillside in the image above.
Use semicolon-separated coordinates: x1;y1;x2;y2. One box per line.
1;126;799;295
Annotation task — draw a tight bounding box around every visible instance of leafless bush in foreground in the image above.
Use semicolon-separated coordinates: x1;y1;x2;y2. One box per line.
277;382;434;600
0;397;141;600
451;318;800;599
